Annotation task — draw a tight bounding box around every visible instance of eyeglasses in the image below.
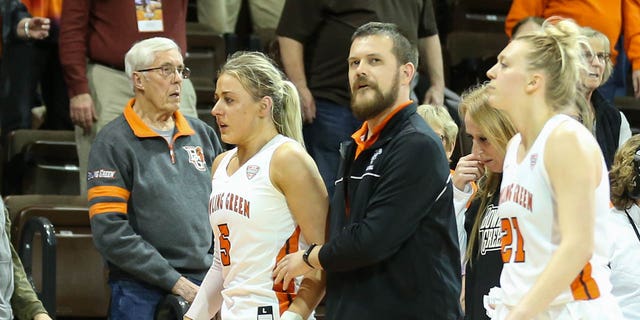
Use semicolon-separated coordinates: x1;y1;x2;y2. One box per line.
583;51;611;63
137;64;191;79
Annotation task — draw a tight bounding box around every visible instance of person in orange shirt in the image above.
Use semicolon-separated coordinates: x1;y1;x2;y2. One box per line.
505;0;640;99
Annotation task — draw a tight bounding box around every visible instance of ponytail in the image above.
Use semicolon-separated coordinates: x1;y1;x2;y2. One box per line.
279;80;305;147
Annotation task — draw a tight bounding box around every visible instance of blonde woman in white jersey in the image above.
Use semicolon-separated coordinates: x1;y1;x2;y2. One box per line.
484;18;622;320
185;51;328;320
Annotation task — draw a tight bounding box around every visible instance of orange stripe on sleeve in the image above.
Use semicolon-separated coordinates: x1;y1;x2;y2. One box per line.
570;262;601;300
89;202;128;218
273;227;301;315
88;186;130;202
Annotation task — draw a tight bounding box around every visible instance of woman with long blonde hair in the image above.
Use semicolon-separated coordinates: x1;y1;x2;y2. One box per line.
452;84;516;320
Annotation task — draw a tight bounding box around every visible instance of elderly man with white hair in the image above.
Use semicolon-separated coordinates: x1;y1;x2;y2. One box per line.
87;37;222;320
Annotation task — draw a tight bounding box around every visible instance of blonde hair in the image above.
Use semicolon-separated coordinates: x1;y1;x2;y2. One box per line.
416;104;458;155
516;18;590;123
459;84;517;265
610;135;640;210
220;51;304;146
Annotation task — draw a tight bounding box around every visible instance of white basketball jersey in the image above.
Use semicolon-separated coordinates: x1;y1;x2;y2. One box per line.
209;134;306;319
497;114;613;307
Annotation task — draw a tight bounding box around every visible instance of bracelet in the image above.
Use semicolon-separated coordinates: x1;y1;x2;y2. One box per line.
24;19;31;39
302;243;317;269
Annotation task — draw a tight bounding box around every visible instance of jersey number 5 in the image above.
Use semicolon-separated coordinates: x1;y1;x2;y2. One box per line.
218;224;231;266
501;217;525;263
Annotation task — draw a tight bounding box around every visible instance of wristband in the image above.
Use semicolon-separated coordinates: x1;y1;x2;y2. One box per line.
302;243;317;269
281;311;304;320
24;19;31;39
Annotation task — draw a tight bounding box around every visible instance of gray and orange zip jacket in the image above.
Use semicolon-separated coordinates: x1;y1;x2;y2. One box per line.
87;99;222;291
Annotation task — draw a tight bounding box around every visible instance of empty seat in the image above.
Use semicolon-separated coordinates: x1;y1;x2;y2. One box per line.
616;96;640;133
186;22;227;110
4;194;110;318
445;31;508;94
3;129;79;195
450;0;512;33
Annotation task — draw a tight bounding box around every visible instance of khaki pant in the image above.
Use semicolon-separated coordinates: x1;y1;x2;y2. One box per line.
196;0;285;34
76;63;197;195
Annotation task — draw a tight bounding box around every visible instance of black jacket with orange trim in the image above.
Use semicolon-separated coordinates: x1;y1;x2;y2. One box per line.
318;102;462;319
87;99;222;291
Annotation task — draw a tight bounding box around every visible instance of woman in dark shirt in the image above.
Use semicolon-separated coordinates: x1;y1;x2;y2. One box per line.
452;84;516;319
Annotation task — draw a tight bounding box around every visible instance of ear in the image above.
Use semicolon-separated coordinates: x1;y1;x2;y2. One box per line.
133;72;145;90
525;73;542;94
258;95;273;118
400;62;416;86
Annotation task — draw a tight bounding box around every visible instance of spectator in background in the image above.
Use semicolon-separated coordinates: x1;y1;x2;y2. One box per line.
274;22;461;319
196;0;284;47
59;0;198;195
504;0;640;101
276;0;445;197
416;103;467;271
19;0;73;130
416;104;458;162
87;37;222;319
581;27;631;169
452;85;516;319
1;198;51;320
0;0;50;139
628;2;640;99
608;134;640;319
186;51;327;320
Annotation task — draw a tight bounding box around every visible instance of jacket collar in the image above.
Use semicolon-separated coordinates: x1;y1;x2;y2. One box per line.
123;98;195;138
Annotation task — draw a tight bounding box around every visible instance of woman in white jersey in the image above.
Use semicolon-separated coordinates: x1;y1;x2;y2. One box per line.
185;52;328;320
484;18;622;319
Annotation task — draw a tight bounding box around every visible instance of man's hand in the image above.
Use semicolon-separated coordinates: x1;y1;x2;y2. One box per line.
171;276;199;303
422;84;445;106
298;86;316;124
70;93;97;135
17;17;50;40
633;69;640;99
272;250;313;289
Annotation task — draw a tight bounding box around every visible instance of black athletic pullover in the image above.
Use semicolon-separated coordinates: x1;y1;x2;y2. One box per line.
318;102;463;319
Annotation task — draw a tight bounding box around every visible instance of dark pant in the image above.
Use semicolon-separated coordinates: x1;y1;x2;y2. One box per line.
0;39;71;137
303;98;361;198
109;277;201;320
109;279;166;320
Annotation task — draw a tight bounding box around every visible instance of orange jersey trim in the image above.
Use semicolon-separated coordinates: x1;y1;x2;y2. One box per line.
88;186;130;218
570;262;601;300
88;185;130;202
352;100;413;159
89;202;128;218
273;227;301;315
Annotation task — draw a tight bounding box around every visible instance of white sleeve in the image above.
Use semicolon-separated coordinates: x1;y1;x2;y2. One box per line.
619;111;632;148
453;183;473;271
186;246;224;320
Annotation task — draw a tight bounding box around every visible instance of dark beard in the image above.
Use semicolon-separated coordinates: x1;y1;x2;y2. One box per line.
350;75;399;121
